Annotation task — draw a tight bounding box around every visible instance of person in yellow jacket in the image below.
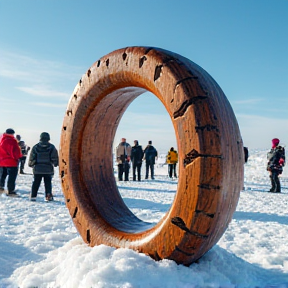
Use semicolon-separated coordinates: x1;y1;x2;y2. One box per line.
166;147;178;179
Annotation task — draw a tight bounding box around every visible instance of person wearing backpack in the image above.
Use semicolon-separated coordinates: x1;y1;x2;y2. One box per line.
28;132;59;201
166;147;178;179
267;138;285;193
143;140;158;180
16;134;30;174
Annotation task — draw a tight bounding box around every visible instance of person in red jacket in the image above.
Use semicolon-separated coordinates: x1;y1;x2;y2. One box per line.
0;128;22;196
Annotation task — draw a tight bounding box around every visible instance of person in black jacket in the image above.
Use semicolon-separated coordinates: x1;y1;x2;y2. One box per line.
244;146;249;163
28;132;59;201
267;138;285;193
16;134;30;174
131;140;144;181
143;140;158;180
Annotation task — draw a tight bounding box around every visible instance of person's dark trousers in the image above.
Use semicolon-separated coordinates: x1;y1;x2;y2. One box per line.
19;156;27;173
270;171;281;192
133;163;142;181
168;164;177;178
31;174;52;197
124;162;130;181
118;164;124;181
0;167;8;188
145;161;154;179
6;167;18;193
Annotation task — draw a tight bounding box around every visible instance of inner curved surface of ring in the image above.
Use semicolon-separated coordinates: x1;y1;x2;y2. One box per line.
79;87;168;233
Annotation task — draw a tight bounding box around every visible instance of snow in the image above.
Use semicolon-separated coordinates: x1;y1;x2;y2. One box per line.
0;149;287;288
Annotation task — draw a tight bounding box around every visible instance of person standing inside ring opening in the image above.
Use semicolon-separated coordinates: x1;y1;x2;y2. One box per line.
116;138;132;181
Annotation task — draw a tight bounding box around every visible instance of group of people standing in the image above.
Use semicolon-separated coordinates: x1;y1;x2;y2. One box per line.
116;138;179;181
0;128;58;201
116;138;158;181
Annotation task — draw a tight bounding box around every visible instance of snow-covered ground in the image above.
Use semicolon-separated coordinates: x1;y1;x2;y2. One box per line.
0;149;287;288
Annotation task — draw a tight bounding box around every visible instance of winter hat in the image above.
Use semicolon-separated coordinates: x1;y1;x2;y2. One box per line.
16;134;21;141
272;138;280;148
40;132;50;141
148;140;152;144
6;128;15;134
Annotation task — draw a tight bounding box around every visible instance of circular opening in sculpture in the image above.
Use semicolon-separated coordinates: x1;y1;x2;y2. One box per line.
113;92;178;224
78;86;177;233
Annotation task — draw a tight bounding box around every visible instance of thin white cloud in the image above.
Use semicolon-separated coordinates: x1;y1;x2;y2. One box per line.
0;49;82;99
30;102;67;108
233;98;263;104
17;85;70;98
0;96;16;103
0;49;83;83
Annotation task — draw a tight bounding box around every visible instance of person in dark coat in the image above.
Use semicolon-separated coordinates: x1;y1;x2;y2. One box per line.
131;140;144;181
28;132;59;201
143;140;158;180
267;138;285;193
0;128;22;195
244;146;249;163
16;134;30;174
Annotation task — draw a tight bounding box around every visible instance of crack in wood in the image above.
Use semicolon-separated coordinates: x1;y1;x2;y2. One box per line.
171;217;208;239
195;124;219;133
175;246;195;256
173;76;199;93
195;209;215;218
173;96;207;118
198;183;220;190
183;149;222;167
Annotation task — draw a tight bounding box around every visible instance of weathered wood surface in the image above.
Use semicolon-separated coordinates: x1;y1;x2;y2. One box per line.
59;47;244;265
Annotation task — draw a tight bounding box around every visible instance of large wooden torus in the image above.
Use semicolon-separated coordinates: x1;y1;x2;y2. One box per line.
59;47;244;265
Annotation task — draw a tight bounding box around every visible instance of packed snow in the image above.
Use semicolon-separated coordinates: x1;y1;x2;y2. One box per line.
0;149;287;288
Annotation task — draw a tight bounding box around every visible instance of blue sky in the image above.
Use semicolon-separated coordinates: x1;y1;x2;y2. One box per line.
0;0;287;153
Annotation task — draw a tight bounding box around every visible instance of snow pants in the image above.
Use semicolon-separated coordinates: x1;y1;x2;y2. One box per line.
118;162;130;181
168;163;177;178
31;174;52;197
145;161;155;179
132;163;142;181
0;166;18;192
269;170;281;193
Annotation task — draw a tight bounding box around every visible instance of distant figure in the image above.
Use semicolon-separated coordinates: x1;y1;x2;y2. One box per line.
244;146;249;163
116;138;132;181
16;134;30;174
166;147;178;179
131;140;144;181
143;140;158;180
28;132;59;201
267;138;285;193
0;128;22;196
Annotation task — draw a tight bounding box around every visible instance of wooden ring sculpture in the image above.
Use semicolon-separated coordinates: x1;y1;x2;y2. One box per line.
60;47;244;266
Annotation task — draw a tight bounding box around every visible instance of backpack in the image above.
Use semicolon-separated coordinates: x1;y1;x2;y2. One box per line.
33;144;54;174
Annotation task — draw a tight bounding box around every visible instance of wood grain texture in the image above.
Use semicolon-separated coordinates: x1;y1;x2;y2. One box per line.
59;47;244;265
